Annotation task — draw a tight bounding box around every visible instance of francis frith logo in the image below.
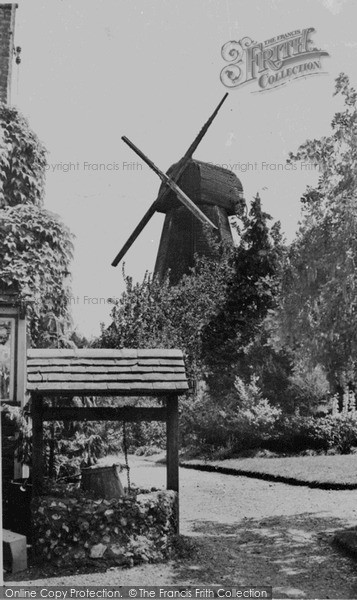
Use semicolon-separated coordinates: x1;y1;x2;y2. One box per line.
220;28;329;92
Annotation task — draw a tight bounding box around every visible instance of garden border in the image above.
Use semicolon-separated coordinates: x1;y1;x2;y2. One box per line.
180;461;357;490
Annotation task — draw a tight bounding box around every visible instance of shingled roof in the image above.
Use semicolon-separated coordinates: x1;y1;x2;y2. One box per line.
27;349;189;396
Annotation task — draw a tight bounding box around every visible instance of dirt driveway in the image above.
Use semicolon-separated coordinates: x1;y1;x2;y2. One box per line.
8;457;357;598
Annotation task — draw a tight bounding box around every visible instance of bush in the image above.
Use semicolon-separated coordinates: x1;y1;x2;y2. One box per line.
180;377;281;456
330;413;357;453
287;363;330;415
266;413;357;454
181;378;357;457
266;415;333;453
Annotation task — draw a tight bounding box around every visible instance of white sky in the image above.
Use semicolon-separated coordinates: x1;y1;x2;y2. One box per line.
9;0;357;337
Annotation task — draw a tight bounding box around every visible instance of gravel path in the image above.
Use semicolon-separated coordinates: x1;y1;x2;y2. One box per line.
8;457;357;598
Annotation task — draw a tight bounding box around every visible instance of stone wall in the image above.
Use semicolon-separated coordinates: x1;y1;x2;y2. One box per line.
32;483;178;568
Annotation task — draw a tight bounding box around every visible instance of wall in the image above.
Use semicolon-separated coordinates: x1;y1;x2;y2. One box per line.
0;4;17;104
32;484;178;568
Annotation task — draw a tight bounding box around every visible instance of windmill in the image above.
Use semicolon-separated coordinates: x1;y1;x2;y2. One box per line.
112;93;245;284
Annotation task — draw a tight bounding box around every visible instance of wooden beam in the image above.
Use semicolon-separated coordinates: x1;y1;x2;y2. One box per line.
166;395;179;534
26;382;189;395
42;406;167;422
28;372;187;383
27;348;184;359
27;365;186;374
31;394;43;497
16;316;27;407
182;92;229;159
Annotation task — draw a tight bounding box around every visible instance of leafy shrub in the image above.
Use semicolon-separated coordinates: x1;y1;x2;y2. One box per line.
329;413;357;453
266;415;333;453
48;423;121;479
288;362;330;415
181;376;357;457
180;376;281;456
266;412;357;454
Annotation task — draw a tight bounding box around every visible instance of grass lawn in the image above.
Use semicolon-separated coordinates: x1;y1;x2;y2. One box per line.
181;454;357;487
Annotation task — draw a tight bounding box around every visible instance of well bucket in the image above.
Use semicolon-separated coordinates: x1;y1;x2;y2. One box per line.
81;464;125;499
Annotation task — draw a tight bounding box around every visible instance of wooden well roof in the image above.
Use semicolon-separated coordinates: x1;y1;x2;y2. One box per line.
27;349;189;396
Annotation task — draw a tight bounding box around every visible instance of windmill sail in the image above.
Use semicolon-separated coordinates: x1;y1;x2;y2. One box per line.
111;93;229;267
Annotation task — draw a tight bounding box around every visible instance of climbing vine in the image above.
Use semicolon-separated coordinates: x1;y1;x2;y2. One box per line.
0;105;47;208
0;103;74;346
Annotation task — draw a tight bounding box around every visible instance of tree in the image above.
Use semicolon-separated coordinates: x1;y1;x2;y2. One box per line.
274;74;357;391
0;104;73;346
99;256;229;386
201;194;285;397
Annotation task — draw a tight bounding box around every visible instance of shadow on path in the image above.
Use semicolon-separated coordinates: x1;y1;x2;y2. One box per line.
171;513;357;598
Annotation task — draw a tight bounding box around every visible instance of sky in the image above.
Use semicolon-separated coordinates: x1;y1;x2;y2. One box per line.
8;0;357;337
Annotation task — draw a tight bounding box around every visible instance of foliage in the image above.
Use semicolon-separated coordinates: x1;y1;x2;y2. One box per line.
180;376;281;457
0;204;73;346
180;370;357;456
3;400;122;479
124;418;165;454
99;258;231;452
46;422;121;479
266;412;357;455
1;404;32;465
274;74;357;390
287;72;357;211
287;362;330;415
100;255;229;385
0;105;47;208
201;195;285;395
181;400;357;457
0;104;74;347
266;414;334;453
330;413;357;454
228;326;293;410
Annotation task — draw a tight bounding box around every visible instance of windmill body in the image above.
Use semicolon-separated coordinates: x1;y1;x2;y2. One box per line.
154;159;244;283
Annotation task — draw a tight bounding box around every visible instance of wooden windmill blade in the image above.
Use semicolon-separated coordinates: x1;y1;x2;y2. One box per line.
111;93;229;267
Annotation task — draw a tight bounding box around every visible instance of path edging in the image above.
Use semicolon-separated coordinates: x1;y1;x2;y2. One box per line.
180;461;357;490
